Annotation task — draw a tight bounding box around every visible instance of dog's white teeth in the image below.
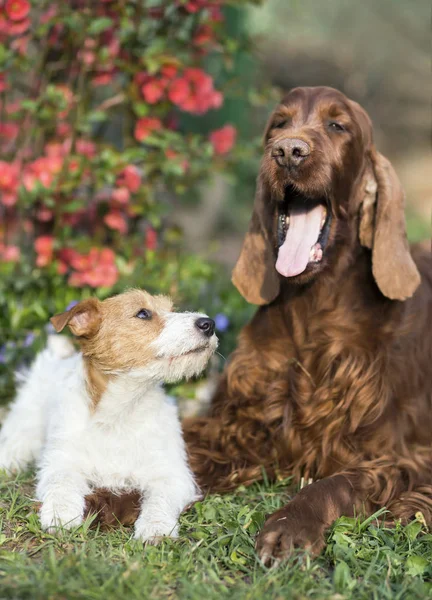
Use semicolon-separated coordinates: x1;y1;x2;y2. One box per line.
309;243;323;263
286;215;290;226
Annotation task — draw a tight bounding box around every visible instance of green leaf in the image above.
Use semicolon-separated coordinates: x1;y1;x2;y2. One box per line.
333;560;353;592
87;17;113;36
405;555;428;577
405;520;423;542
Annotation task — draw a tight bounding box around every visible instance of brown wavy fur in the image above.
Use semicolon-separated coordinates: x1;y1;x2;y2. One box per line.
85;88;432;554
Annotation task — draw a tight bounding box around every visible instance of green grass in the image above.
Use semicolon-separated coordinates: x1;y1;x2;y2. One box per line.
1;473;431;599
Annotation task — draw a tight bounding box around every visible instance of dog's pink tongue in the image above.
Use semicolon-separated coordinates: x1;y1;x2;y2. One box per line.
275;203;324;277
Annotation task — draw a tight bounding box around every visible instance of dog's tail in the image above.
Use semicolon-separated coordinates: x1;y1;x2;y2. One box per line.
46;334;75;359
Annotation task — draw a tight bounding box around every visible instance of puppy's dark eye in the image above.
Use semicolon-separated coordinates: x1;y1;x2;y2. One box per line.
328;121;345;132
136;309;152;320
274;120;287;129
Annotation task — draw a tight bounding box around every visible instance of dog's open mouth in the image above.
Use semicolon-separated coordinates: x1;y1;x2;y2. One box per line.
276;186;331;278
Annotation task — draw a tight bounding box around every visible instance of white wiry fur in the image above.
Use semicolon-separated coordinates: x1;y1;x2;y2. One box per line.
0;307;217;542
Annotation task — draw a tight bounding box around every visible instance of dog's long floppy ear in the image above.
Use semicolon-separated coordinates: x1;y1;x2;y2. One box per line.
359;150;420;301
232;178;280;305
50;298;102;337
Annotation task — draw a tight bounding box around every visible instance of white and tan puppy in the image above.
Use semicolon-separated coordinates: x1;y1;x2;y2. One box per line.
0;289;218;542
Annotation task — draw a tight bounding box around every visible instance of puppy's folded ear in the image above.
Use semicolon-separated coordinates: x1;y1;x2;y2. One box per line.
232;178;280;305
359;150;421;301
50;298;102;337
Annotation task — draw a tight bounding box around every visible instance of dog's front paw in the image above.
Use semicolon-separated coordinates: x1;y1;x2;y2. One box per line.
39;502;83;533
256;502;326;567
134;515;179;544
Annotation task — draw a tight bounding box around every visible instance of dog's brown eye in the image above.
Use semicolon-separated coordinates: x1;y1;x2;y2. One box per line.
274;120;287;129
136;309;152;320
328;121;345;132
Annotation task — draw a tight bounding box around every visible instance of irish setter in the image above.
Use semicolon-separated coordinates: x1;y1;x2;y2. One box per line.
85;87;432;565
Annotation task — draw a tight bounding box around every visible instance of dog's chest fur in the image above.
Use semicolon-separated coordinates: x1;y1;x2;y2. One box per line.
41;353;186;492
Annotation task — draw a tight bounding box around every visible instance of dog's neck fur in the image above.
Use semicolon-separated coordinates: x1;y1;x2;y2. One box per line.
81;354;164;420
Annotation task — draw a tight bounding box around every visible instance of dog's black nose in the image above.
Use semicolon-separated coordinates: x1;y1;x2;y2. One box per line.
195;317;215;337
271;138;310;167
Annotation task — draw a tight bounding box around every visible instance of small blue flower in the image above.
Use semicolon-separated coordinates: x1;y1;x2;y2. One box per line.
66;300;79;311
45;322;55;334
214;313;230;333
0;346;6;364
23;332;35;347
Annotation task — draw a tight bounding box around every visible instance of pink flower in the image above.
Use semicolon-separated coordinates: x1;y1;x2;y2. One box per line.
5;0;30;22
104;209;128;234
210;124;237;155
40;5;57;24
134;117;162;142
111;187;130;205
36;207;54;222
0;244;20;262
76;139;96;158
117;165;141;193
0;73;7;92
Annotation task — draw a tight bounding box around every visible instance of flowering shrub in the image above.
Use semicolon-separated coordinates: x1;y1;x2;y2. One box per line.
0;0;262;401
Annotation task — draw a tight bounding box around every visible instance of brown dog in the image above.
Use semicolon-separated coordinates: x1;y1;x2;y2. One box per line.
85;87;432;565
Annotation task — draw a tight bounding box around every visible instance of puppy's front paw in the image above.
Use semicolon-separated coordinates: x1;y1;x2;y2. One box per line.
39;502;83;533
134;516;179;544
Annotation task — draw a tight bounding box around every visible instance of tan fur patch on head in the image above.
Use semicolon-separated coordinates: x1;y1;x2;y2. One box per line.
61;289;173;406
82;289;173;370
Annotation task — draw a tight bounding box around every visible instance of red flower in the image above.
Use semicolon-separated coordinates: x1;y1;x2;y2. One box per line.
34;235;54;267
0;160;19;206
145;227;158;251
68;247;118;288
23;155;63;191
161;65;178;79
5;0;30;22
134;117;162;142
209;124;237;155
168;68;223;115
168;77;191;106
141;79;165;104
104;209;128;234
193;24;214;46
92;72;115;86
7;17;30;35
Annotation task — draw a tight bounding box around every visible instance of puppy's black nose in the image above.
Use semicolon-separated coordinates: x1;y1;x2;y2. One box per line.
195;317;215;337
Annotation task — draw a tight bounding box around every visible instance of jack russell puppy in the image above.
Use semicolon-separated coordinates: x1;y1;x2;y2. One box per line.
0;289;218;542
